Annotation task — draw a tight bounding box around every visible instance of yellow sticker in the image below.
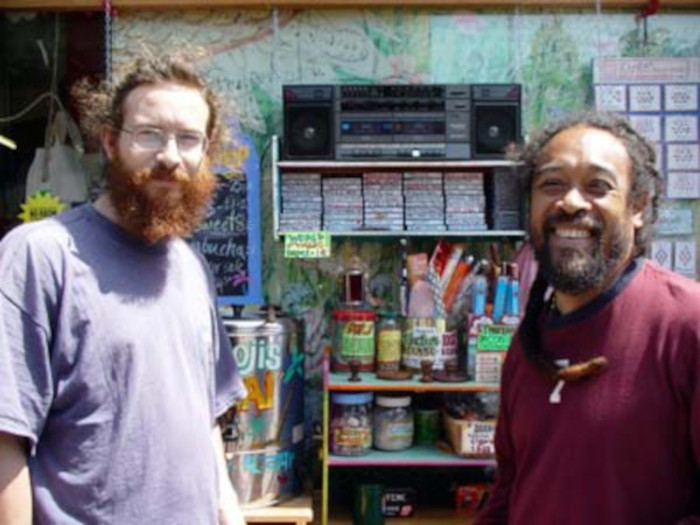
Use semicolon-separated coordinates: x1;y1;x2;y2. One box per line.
18;191;66;223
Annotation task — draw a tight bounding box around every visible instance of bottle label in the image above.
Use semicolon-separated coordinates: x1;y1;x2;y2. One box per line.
377;329;401;371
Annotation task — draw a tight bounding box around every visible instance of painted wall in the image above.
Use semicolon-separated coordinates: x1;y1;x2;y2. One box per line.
113;8;700;429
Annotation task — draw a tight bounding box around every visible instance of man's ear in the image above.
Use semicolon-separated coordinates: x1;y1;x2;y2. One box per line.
631;192;650;229
99;125;117;161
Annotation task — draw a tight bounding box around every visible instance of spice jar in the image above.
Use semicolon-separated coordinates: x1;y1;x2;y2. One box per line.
330;392;373;456
373;394;414;451
376;312;402;373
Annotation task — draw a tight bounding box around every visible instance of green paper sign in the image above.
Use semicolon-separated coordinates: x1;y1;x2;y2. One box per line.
476;324;516;352
284;231;331;258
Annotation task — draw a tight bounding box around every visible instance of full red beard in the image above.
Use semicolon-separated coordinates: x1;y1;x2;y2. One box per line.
106;153;217;244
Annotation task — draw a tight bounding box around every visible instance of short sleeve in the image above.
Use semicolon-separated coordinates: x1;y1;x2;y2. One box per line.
0;233;55;452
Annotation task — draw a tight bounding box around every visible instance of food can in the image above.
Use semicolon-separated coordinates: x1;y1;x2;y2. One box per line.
331;309;376;372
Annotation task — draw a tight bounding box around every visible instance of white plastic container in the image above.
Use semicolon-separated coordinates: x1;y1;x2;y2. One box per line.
373;395;414;451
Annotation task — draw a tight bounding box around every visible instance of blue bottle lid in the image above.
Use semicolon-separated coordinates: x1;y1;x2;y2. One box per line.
331;392;374;405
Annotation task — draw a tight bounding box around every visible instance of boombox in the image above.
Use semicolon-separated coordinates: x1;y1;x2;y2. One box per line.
282;83;521;161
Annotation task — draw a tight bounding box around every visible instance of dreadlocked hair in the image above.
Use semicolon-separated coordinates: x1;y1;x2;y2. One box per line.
518;268;559;379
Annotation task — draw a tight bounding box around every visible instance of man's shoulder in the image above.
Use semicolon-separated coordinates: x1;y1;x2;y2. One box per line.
0;206;89;256
637;259;700;313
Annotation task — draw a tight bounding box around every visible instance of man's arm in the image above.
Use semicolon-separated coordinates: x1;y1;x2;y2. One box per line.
0;432;32;525
211;425;245;525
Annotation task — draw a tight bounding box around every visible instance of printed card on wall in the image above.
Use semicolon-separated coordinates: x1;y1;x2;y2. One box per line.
656;207;695;236
629;85;662;112
665;115;699;143
593;57;700;281
674;240;697;278
666;171;700;199
667;144;700;171
594;85;627;111
651;240;673;270
629;114;662;142
664;84;698;112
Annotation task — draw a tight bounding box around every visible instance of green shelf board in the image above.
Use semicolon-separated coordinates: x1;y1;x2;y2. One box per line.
327;371;499;392
327;444;495;467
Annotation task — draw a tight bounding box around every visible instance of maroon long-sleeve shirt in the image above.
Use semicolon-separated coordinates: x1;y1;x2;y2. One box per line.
477;259;700;525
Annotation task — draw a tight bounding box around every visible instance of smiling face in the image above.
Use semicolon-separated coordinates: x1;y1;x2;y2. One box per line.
529;124;644;298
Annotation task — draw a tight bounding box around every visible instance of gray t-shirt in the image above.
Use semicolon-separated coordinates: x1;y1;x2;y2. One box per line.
0;204;246;524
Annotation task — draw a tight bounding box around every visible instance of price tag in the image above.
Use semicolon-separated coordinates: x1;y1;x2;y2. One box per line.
284;231;331;258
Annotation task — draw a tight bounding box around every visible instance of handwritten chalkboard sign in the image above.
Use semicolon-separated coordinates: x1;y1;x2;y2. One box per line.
189;122;262;305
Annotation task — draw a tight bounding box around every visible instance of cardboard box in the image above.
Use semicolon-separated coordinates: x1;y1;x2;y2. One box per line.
443;413;496;458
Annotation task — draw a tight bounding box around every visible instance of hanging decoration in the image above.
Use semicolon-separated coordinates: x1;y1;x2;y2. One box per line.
104;0;113;80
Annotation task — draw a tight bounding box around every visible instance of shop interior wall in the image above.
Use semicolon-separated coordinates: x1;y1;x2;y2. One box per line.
2;8;699;437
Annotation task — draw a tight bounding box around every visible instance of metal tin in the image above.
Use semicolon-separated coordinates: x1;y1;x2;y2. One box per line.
401;317;457;371
331;308;377;372
222;308;304;508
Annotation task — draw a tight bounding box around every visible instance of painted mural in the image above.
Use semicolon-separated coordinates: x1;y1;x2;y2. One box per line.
112;8;700;433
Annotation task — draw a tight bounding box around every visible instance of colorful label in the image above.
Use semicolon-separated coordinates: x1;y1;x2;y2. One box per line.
332;427;371;450
402;324;441;370
461;420;496;457
340;321;375;364
377;329;401;370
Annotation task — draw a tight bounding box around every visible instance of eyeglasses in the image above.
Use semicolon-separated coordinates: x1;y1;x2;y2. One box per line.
120;126;208;158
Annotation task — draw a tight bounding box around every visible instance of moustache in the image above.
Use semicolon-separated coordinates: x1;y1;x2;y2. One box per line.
132;164;191;185
543;210;603;237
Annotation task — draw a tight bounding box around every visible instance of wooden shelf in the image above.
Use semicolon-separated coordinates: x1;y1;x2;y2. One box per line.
8;0;698;11
243;495;313;525
327;371;499;392
327;444;495;467
277;229;526;238
277;159;518;171
328;505;479;525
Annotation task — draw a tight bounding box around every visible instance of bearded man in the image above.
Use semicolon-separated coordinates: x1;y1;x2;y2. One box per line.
0;57;247;525
477;111;700;525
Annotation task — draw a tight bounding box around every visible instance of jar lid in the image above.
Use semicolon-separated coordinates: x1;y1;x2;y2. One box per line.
376;395;411;408
332;392;374;405
332;309;376;321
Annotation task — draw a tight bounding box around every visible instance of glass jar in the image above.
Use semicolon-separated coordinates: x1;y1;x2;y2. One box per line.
330;392;373;456
373;394;414;451
376;312;402;373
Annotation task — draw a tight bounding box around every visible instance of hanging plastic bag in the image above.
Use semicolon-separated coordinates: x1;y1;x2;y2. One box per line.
25;107;89;206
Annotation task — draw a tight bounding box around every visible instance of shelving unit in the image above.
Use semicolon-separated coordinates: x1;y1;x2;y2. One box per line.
320;358;497;524
328;506;478;525
328;371;499;393
273;136;518;524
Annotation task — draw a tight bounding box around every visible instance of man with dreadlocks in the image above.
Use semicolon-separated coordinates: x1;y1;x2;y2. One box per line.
0;56;246;524
477;111;700;525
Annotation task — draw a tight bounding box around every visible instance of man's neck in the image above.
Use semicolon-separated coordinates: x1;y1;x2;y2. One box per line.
553;258;635;315
93;194;120;225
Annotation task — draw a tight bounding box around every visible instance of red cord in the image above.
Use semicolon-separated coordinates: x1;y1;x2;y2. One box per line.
639;0;660;18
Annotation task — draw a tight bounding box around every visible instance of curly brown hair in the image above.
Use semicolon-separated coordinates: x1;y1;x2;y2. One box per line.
72;54;225;152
